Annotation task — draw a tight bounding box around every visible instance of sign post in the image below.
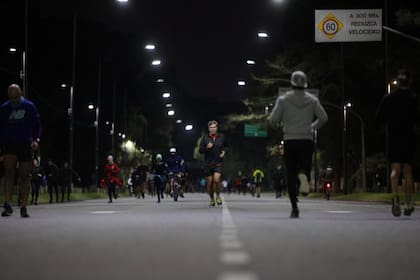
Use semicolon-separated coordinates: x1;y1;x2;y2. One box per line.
315;9;381;194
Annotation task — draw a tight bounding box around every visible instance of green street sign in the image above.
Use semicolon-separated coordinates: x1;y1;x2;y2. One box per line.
244;124;267;138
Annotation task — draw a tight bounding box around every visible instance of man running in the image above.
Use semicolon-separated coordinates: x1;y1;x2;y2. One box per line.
0;84;41;218
101;155;121;203
199;120;228;207
252;168;265;198
376;69;419;217
152;154;168;203
270;71;328;218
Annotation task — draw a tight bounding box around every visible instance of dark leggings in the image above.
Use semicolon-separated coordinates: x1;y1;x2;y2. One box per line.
107;182;117;201
31;181;41;203
284;140;314;209
48;182;59;202
155;181;164;203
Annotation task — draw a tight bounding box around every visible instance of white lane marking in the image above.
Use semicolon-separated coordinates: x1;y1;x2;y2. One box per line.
220;251;251;265
218;271;259;280
326;210;353;214
220;240;243;250
91;211;117;214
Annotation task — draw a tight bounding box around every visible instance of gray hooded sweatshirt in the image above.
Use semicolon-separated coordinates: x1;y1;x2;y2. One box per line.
269;89;328;140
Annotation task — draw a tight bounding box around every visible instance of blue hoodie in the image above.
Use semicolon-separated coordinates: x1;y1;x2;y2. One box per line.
0;97;41;146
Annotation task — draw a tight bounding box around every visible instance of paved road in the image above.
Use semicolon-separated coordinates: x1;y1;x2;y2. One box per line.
1;193;419;280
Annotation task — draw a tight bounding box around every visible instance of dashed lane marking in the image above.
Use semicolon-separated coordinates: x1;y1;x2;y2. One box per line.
90;211;117;214
217;271;259;280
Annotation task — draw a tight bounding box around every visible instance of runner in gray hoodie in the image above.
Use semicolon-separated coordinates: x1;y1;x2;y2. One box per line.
269;71;328;218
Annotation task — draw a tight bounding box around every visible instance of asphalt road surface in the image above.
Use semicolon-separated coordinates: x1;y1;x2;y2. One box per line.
1;193;419;280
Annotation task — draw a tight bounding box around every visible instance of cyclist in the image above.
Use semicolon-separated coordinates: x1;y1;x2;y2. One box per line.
165;147;186;198
199;120;228;207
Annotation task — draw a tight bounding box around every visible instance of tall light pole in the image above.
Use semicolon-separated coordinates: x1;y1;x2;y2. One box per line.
69;13;77;187
326;102;366;193
23;0;28;97
343;103;348;194
93;58;102;190
345;103;367;192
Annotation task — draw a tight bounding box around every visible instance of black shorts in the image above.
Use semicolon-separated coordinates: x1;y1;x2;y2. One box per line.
388;135;415;164
2;144;33;162
203;165;223;176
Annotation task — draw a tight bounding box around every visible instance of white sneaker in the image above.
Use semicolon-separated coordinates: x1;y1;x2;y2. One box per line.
298;173;310;195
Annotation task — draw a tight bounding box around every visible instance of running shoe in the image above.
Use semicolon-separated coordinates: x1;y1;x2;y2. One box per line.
20;207;30;218
298;173;310;196
290;208;299;219
403;204;415;216
1;203;13;217
209;200;216;207
391;195;401;217
216;197;222;206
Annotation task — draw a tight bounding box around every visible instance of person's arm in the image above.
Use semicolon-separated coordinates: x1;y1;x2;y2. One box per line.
311;100;328;130
199;136;208;153
269;96;283;128
31;103;42;150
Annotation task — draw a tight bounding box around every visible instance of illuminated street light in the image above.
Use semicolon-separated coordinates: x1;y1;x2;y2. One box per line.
61;83;67;88
152;59;161;66
162;92;171;98
345;102;352;108
9;47;17;53
246;60;256;65
167;110;175;116
176;119;182;124
116;0;128;2
156;78;165;83
257;32;269;38
145;44;156;50
273;0;285;4
165;103;173;108
185;124;193;131
88;104;95;110
238;81;246;86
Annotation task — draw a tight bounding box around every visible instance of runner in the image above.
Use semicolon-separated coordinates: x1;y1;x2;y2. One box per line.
199;120;228;207
252;168;265;198
269;71;328;218
100;155;122;203
151;154;168;203
376;69;419;217
0;84;41;218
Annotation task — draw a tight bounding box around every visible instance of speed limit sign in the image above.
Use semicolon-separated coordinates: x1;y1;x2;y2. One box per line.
318;13;343;39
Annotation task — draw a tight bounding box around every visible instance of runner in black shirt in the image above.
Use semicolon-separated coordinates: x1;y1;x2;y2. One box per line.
376;69;419;217
199;120;228;207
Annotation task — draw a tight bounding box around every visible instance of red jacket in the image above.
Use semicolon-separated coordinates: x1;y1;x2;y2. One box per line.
100;162;122;188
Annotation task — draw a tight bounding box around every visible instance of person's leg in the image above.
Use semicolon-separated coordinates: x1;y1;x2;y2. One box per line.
54;183;59;202
67;184;71;201
213;172;222;205
34;182;40;204
390;163;402;216
402;164;414;214
60;185;65;202
18;161;32;217
284;141;299;210
206;174;215;205
2;155;18;216
297;140;314;195
107;182;113;202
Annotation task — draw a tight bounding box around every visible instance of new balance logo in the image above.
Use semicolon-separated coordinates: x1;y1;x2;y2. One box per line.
9;109;26;120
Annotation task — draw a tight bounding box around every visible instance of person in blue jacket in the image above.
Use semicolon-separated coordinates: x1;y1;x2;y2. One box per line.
0;84;41;218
